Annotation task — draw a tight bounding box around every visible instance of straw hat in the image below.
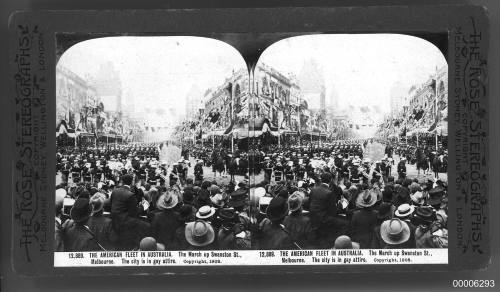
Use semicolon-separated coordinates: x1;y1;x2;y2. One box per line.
196;205;216;219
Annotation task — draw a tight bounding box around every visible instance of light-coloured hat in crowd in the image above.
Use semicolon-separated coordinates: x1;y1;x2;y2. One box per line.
139;237;165;251
90;192;106;215
355;189;377;208
380;218;411;245
394;203;415;218
156;190;179;210
185;220;215;247
333;235;360;249
287;192;304;212
410;191;425;205
196;205;216;219
210;193;226;208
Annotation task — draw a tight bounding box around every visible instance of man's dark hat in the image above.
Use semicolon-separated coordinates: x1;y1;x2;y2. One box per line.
266;196;289;221
183;189;195;204
178;205;195;222
70;197;92;223
415;206;437;223
228;188;248;207
427;186;445;205
377;202;395;220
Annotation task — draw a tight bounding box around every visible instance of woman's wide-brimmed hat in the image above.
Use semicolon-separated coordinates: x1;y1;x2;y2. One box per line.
185;220;215;247
287;192;304;212
410;191;425;206
355;189;377;208
157;190;179;210
210;193;226;208
89;192;106;215
380;218;411;245
414;206;437;223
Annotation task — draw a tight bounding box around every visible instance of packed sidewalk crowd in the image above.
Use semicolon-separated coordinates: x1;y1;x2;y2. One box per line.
55;139;448;252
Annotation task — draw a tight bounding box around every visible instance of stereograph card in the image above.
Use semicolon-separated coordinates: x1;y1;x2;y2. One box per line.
7;5;489;276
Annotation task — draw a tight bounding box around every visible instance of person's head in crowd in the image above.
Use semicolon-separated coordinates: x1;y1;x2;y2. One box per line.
409;182;422;194
402;178;412;188
427;186;445;209
266;196;289;224
320;172;333;185
183;189;196;206
348;185;359;201
344;180;352;190
147;187;160;210
382;188;393;203
387;176;395;183
201;180;211;190
355;189;377;209
185;220;215;248
121;174;134;187
287;191;304;215
186;178;193;186
90;192;106;216
380;218;411;247
178;204;195;223
89;187;99;196
410;191;425;206
342;189;352;202
70;197;92;225
228;188;248;212
139;237;165;251
394;203;415;221
210;192;226;209
218;208;239;231
332;235;360;249
377;202;395;223
277;189;289;200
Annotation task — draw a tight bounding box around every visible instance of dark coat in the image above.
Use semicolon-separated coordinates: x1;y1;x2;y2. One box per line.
116;217;151;250
110;186;140;222
62;220;100;252
258;219;295;250
350;208;378;248
151;209;183;249
308;184;337;227
283;212;313;249
86;215;118;250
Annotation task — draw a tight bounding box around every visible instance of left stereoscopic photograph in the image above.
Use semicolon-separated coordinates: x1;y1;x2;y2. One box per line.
54;34;449;266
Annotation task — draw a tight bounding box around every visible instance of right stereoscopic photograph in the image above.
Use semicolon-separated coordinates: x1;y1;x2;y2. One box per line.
55;33;448;263
249;34;448;251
